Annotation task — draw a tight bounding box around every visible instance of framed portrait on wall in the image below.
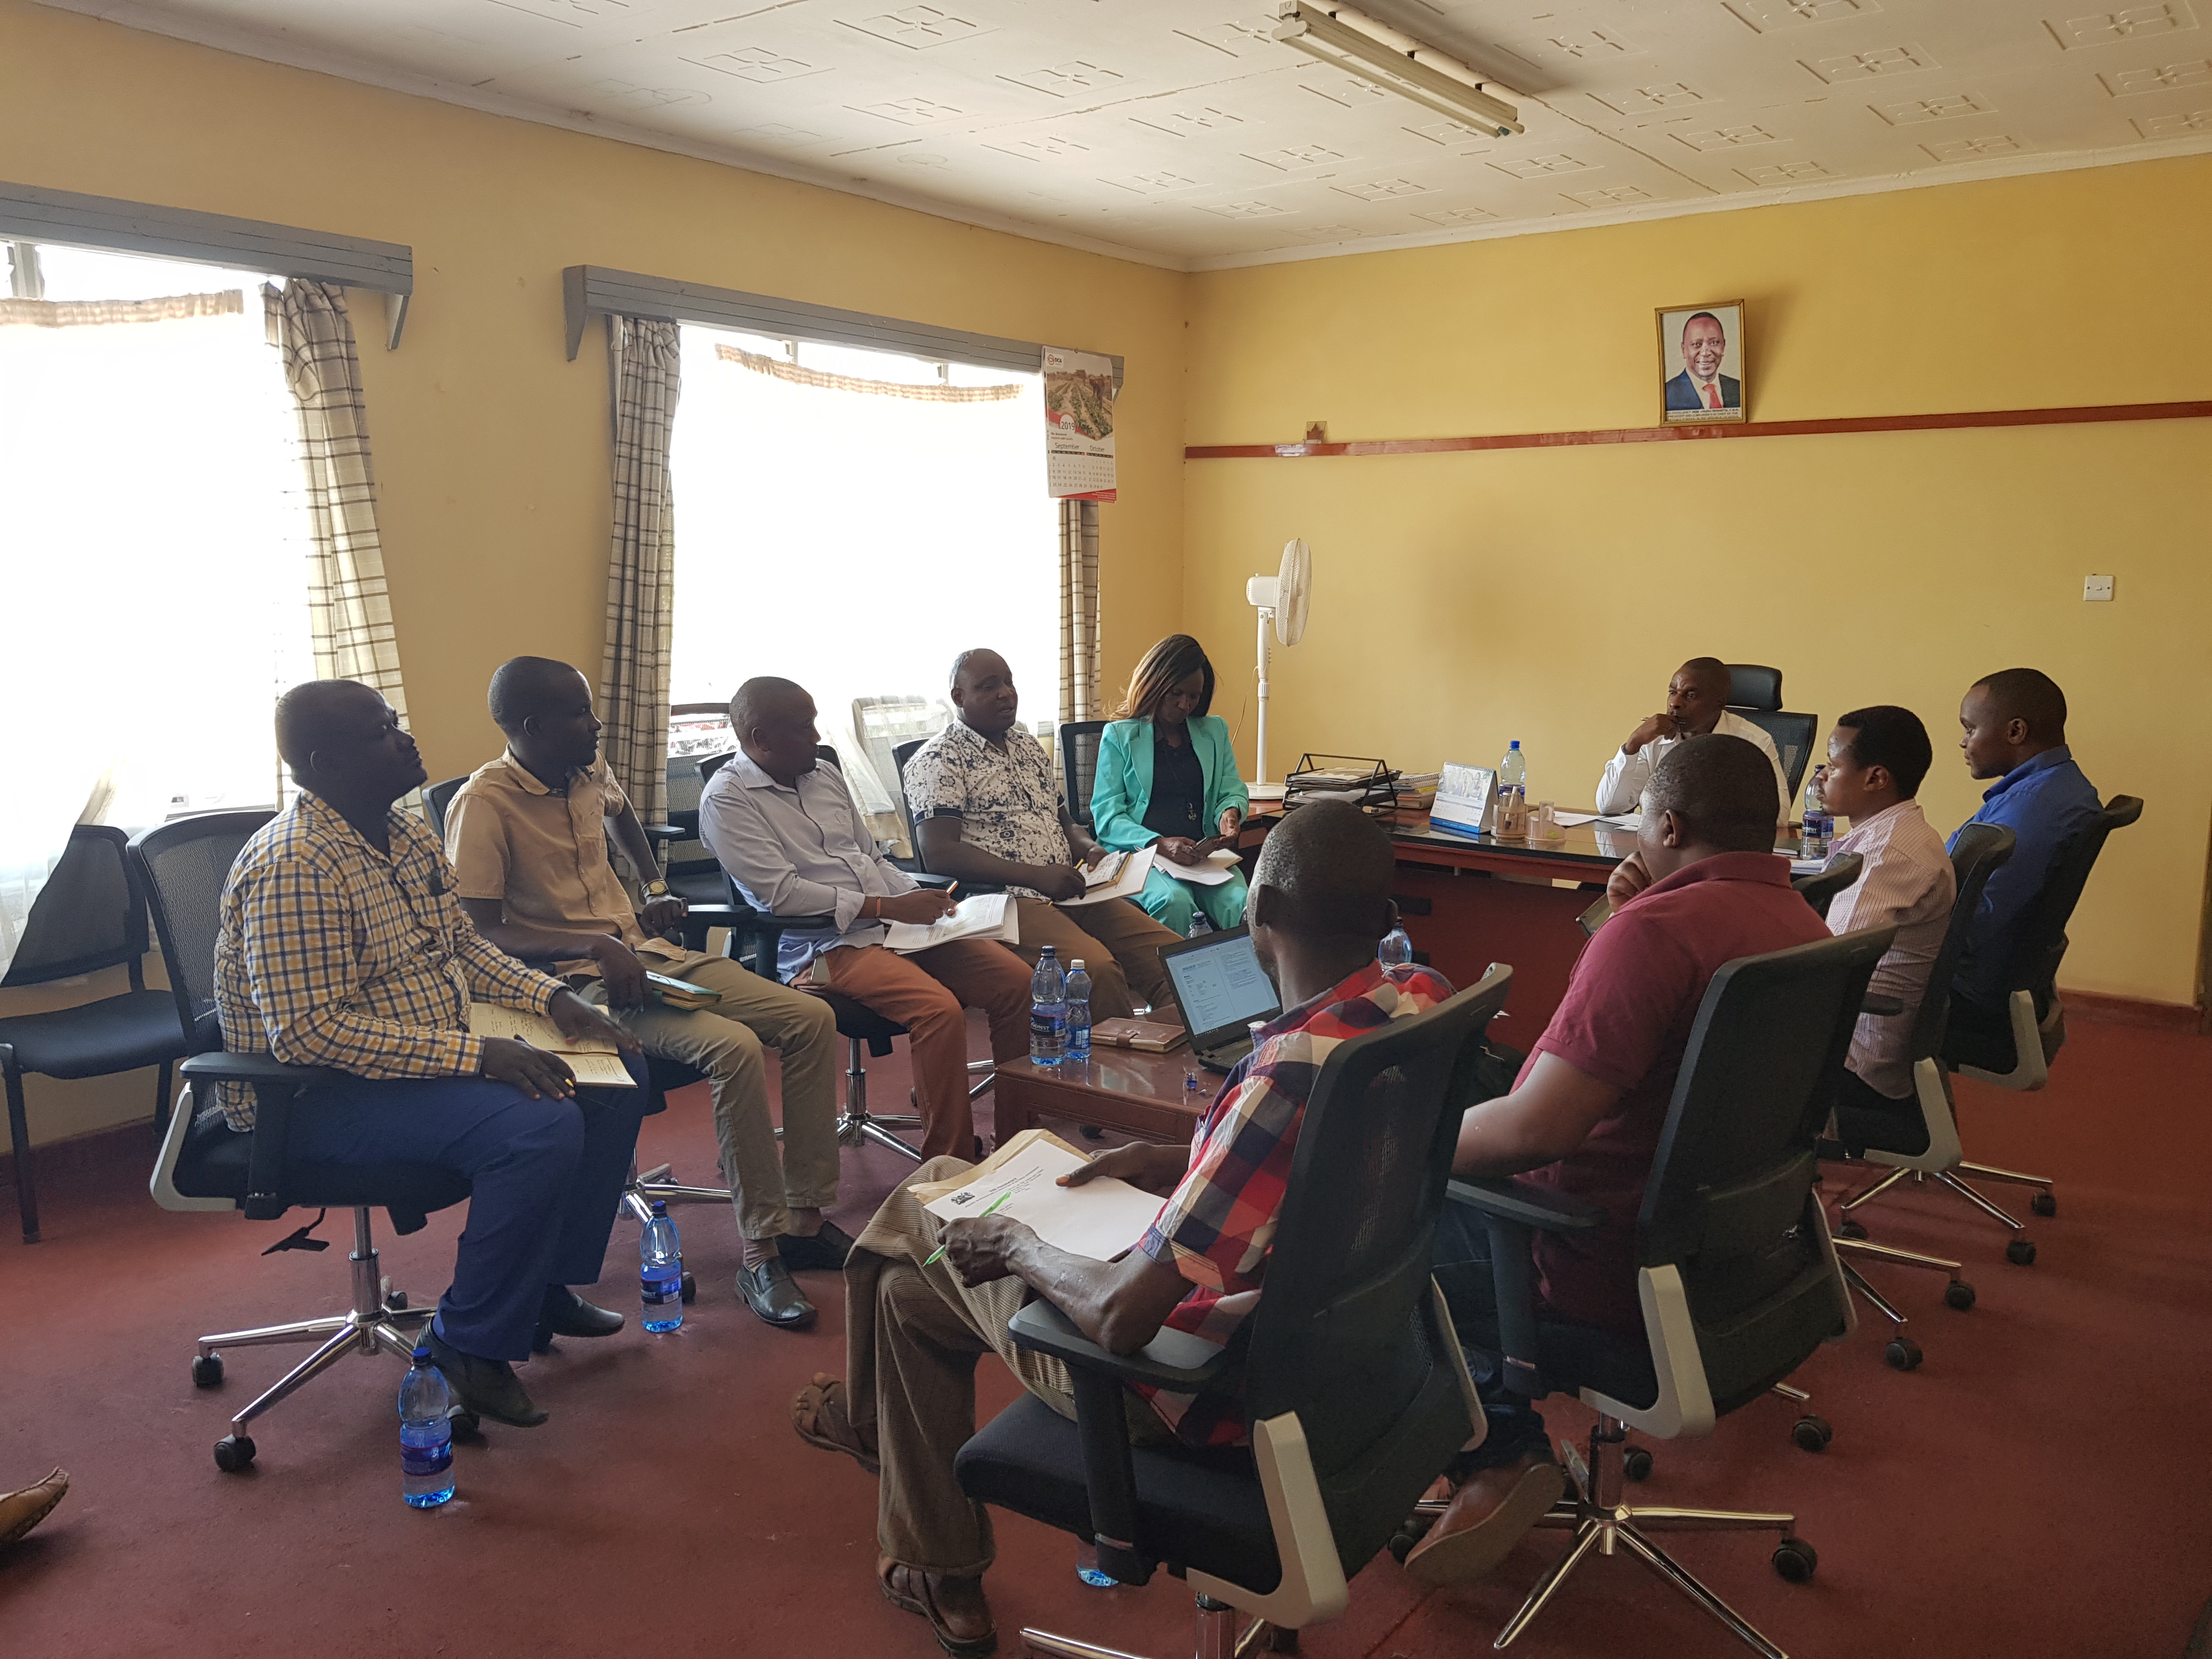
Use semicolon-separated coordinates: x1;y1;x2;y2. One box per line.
1656;301;1747;424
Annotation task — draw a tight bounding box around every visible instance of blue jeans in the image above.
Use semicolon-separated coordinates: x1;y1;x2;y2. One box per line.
1431;1196;1551;1472
284;1058;648;1362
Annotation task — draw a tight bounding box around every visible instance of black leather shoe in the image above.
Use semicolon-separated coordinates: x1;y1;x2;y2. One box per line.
776;1221;858;1273
425;1330;548;1427
538;1285;625;1339
737;1258;817;1328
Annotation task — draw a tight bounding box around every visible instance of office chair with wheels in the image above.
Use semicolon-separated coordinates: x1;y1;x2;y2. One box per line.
955;971;1512;1659
1847;795;2141;1242
129;811;469;1472
1059;719;1109;829
1447;928;1883;1658
1724;664;1820;801
1817;825;2015;1362
1;825;193;1244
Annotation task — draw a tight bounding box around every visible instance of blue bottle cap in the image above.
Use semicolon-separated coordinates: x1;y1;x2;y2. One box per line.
651;1199;669;1216
411;1344;432;1362
1509;740;1521;749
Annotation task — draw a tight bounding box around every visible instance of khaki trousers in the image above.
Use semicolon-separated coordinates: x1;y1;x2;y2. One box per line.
816;940;1032;1160
583;951;840;1240
844;1158;1169;1575
1010;896;1183;1022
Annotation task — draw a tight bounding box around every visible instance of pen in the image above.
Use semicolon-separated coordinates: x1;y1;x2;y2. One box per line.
924;1187;1010;1264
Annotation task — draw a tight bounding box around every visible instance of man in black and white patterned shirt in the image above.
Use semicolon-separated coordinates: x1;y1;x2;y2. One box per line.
903;648;1184;1023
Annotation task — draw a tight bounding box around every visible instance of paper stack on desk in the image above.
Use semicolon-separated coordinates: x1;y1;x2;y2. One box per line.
467;1003;636;1087
917;1129;1166;1262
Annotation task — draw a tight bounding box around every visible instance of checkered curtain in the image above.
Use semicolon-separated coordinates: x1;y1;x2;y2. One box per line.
600;316;681;822
1058;498;1101;722
270;282;407;715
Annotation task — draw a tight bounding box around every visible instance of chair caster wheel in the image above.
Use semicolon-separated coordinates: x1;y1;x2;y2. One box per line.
1388;1529;1417;1564
388;1290;409;1311
191;1353;224;1389
1944;1279;1977;1311
1622;1447;1654;1482
1884;1336;1923;1370
1791;1414;1832;1453
447;1408;483;1441
1836;1218;1867;1241
2006;1239;2038;1266
214;1434;256;1472
681;1271;697;1304
1772;1537;1818;1583
1080;1125;1107;1142
2030;1192;2056;1217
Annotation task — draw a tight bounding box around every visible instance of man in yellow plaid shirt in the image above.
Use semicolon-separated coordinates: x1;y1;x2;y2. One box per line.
214;679;650;1429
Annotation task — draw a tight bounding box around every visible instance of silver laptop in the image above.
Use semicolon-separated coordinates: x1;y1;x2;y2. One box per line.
1160;927;1283;1073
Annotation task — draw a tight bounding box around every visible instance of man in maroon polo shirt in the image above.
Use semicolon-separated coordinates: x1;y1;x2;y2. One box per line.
1406;733;1826;1586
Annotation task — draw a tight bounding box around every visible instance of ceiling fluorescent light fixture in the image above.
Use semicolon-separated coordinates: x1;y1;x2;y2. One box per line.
1273;2;1525;138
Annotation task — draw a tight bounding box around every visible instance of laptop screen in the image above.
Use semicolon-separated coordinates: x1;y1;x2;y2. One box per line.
1161;927;1281;1045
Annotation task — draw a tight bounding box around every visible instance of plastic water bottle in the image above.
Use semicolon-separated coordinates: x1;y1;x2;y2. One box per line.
1064;959;1092;1062
1801;777;1832;861
1497;740;1528;834
641;1199;683;1333
1030;946;1068;1066
398;1346;455;1509
1499;740;1527;793
1379;925;1414;967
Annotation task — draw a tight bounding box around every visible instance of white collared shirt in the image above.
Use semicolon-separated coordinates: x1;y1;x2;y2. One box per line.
1825;798;1957;1099
1594;709;1792;823
698;751;916;980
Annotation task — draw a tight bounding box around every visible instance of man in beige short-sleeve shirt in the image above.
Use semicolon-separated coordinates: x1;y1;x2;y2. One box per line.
447;657;845;1331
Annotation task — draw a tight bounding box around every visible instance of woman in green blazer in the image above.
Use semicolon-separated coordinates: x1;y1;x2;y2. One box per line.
1090;634;1251;937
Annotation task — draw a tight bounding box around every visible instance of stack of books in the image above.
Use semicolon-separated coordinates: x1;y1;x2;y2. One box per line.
646;972;722;1010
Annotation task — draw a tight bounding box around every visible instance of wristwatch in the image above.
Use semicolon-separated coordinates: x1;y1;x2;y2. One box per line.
642;879;670;898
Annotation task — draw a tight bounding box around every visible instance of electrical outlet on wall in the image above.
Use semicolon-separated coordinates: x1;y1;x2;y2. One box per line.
2083;574;2115;602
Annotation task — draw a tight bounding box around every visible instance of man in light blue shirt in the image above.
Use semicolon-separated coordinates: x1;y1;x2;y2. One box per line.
1947;668;2101;1009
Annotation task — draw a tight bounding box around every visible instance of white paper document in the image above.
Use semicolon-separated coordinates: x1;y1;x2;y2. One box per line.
1083;850;1128;888
467;1003;636;1088
1167;848;1241;887
1593;812;1644;830
1060;845;1155;907
884;893;1017;953
922;1132;1165;1263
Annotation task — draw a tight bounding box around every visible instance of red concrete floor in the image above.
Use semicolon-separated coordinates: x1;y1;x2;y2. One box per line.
3;1016;2209;1658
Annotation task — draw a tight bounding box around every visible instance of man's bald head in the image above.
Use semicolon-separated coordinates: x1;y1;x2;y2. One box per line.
1645;733;1778;853
273;679;424;806
729;676;821;785
488;656;588;734
729;676;812;740
1251;799;1397;948
949;647;1020;737
1678;657;1731;701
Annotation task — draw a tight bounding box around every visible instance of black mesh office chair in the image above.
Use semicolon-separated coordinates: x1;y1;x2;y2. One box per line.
1447;929;1885;1658
0;825;194;1244
1724;664;1819;801
955;971;1511;1659
1843;794;2141;1243
1818;824;2015;1364
1059;719;1109;829
129;811;471;1473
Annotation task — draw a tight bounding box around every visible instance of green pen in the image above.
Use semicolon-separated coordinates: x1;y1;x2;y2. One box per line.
924;1186;1012;1265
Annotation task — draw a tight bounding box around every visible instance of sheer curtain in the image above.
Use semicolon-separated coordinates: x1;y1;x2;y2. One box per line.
0;249;310;976
668;328;1059;820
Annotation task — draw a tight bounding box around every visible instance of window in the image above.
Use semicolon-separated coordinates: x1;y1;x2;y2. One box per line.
1;244;313;823
667;325;1059;819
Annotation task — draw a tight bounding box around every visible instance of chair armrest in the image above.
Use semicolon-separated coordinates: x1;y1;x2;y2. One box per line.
1448;1177;1606;1233
640;822;687;844
179;1053;341;1088
1860;993;1906;1017
1007;1299;1235;1392
757;911;839;930
180;1054;340;1220
912;873;957;890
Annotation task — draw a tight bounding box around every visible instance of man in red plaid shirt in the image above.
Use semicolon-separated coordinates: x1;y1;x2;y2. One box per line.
790;800;1452;1657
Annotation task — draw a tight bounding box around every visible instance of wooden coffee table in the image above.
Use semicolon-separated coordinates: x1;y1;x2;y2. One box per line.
992;1049;1209;1148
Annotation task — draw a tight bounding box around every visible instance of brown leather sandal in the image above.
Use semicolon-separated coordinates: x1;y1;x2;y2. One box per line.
878;1559;997;1658
791;1373;880;1475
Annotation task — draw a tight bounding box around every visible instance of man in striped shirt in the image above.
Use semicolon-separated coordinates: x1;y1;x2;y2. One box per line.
214;680;650;1429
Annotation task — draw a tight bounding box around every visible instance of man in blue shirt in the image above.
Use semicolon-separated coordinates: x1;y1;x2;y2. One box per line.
1948;668;2101;1009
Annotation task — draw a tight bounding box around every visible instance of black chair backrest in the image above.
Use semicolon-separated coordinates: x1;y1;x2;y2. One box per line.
1735;708;1819;801
663;746;731;871
1242;972;1512;1572
890;736;929;866
1724;664;1782;712
1790;851;1861;921
1911;825;2014;1061
2;825;149;988
128;812;275;1038
1987;794;2142;1005
1059;719;1108;828
1637;928;1891;1411
423;775;465;843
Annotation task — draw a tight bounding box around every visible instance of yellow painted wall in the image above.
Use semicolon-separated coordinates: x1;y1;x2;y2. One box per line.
1183;157;2212;1009
0;0;1187;1153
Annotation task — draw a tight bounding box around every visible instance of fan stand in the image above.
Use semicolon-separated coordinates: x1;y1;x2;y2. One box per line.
1254;601;1277;786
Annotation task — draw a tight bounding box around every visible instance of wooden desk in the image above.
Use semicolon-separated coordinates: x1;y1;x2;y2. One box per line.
993;1051;1206;1147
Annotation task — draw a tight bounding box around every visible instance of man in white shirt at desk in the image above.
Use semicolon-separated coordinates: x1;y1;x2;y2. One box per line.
1595;657;1790;823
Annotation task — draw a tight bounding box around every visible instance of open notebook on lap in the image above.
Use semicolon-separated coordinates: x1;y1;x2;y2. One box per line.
1159;926;1283;1073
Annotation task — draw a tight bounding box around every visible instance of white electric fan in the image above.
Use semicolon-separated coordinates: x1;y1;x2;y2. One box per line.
1246;537;1312;789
